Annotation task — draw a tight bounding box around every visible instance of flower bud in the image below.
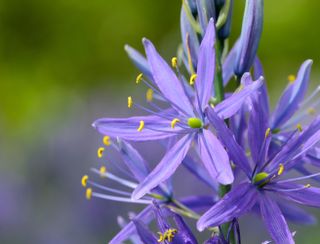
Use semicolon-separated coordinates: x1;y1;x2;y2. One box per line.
234;0;264;76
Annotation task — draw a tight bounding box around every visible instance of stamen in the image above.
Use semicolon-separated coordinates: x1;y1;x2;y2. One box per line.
288;74;296;84
278;172;320;183
265;128;271;138
137;120;145;132
171;57;178;68
171;118;180;128
136;73;143;84
97;147;105;158
296;123;303;132
128;96;133;108
103;136;111;146
305;183;311;188
186;33;195;74
157;229;178;243
266;185;310;192
277;164;284;176
91;192;151;204
146;88;153;102
81;175;88;187
99;166;107;177
87;180;132;197
189;74;197;85
86;188;92;200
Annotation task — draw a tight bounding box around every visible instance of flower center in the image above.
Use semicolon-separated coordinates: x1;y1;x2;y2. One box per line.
253;172;269;187
187;117;203;128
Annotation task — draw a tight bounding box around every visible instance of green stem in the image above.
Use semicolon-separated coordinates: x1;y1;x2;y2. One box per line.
215;39;236;244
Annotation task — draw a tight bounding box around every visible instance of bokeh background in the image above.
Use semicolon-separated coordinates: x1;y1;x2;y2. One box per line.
1;0;320;243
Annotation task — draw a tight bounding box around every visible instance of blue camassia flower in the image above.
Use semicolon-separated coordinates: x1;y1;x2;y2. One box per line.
92;19;263;200
197;102;320;244
81;137;216;244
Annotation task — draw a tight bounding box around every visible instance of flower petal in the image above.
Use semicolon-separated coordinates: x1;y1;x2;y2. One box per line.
214;73;263;119
143;39;194;116
132;134;194;200
93;115;185;141
205;107;252;176
110;205;154;244
271;59;313;129
195;18;216;111
253;57;269;115
125;44;153;80
133;219;158;244
197;183;257;231
222;40;239;86
196;0;216;33
198;130;234;184
259;194;294;244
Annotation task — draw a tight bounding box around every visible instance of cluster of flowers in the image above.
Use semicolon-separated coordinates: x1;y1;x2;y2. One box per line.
82;0;320;243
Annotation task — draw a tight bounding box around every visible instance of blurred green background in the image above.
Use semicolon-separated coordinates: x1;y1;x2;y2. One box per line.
1;0;320;243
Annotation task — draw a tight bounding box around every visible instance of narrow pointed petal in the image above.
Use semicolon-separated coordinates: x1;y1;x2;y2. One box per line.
278;201;316;225
132;134;194;200
143;38;194;116
234;0;264;76
276;182;320;208
110;205;154;244
181;195;216;212
195;18;216;111
180;7;200;70
259;194;294;244
196;0;216;34
253;57;269;115
214;74;263;119
133;220;158;244
125;45;152;80
271;59;313;129
93;115;185;141
172;214;198;244
222;40;239;86
197;183;257;231
198;130;233;184
205;107;252;176
117;139;150;182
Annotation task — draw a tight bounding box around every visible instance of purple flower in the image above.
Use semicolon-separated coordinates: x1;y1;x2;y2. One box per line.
234;0;264;76
93;19;263;200
197;103;320;243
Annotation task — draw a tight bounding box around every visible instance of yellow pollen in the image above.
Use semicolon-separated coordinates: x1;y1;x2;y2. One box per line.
99;166;107;177
171;118;180;128
81;175;88;187
265;128;271;138
97;147;105;158
86;188;92;200
296;123;303;132
305;183;311;188
137;120;145;132
146;88;153;102
136;73;143;84
171;57;178;68
128;96;133;108
288;74;296;84
278;164;284;176
308;107;316;115
103;136;111;146
189;74;197;85
157;229;177;243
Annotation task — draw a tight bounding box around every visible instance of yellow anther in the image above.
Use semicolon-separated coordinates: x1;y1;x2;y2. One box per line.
288;74;296;84
296;123;303;132
171;118;180;128
137;120;145;132
81;175;88;187
128;96;133;108
136;73;143;84
103;136;111;146
305;183;311;188
308;107;316;115
277;164;284;176
265;128;271;138
99;166;107;177
86;188;92;200
157;229;177;243
146;88;153;102
189;74;197;85
97;147;105;158
171;57;178;68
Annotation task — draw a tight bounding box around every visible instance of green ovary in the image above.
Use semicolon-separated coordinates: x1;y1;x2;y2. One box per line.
187;117;203;128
